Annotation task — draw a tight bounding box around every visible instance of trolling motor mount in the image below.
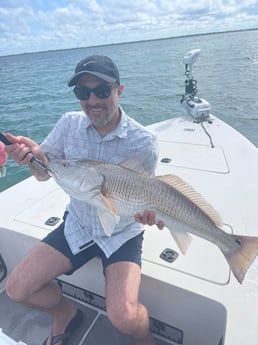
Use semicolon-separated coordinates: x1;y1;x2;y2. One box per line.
180;49;211;121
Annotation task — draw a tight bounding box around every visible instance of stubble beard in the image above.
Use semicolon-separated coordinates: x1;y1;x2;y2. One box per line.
87;104;118;129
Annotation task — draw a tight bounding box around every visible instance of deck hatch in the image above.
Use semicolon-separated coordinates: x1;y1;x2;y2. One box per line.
158;140;229;173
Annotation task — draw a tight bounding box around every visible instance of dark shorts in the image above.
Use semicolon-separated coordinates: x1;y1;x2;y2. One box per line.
41;214;144;275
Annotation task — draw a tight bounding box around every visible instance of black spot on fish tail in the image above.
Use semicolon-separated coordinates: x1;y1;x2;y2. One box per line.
235;238;241;246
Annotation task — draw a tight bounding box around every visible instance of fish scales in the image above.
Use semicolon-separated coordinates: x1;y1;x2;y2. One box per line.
97;163;153;215
94;162;224;241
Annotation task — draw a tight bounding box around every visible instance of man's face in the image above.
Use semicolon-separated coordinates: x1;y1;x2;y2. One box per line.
77;74;124;130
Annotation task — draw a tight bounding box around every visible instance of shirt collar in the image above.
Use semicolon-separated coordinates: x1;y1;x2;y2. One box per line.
112;107;128;139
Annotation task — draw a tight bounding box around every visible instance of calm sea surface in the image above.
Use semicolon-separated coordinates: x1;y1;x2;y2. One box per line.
0;29;258;191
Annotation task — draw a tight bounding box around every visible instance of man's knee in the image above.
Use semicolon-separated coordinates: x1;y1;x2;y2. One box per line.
107;302;139;335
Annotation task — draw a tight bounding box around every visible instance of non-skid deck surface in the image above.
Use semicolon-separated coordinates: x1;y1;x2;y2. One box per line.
0;290;169;345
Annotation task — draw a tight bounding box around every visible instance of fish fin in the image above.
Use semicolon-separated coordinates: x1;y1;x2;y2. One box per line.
98;208;120;236
168;230;192;255
120;157;151;175
98;193;120;236
157;174;222;227
99;192;117;214
221;234;258;284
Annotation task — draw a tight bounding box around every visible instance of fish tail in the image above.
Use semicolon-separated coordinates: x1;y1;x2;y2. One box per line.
222;234;258;284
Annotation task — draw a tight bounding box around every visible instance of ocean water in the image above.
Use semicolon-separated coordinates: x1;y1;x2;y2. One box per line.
0;29;258;192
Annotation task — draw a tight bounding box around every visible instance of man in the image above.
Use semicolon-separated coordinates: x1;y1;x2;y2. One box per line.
5;55;163;345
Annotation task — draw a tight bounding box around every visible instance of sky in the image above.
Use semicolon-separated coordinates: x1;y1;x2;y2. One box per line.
0;0;258;56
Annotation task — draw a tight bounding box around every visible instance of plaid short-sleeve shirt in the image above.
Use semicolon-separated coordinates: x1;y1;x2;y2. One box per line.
41;107;158;257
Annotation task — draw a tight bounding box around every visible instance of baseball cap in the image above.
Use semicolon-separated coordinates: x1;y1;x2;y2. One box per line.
68;55;120;87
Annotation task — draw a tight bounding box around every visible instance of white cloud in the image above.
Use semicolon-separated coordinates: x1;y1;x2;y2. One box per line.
0;0;258;56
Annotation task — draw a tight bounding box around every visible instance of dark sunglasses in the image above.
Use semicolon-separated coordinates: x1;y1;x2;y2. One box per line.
73;83;118;100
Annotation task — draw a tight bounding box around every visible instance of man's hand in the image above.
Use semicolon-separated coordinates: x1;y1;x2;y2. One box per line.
135;210;164;230
4;133;50;181
5;133;39;164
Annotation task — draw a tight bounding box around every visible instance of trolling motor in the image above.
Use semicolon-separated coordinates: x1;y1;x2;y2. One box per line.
181;49;211;121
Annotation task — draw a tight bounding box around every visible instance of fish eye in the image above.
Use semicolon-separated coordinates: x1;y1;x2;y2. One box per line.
63;162;70;168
